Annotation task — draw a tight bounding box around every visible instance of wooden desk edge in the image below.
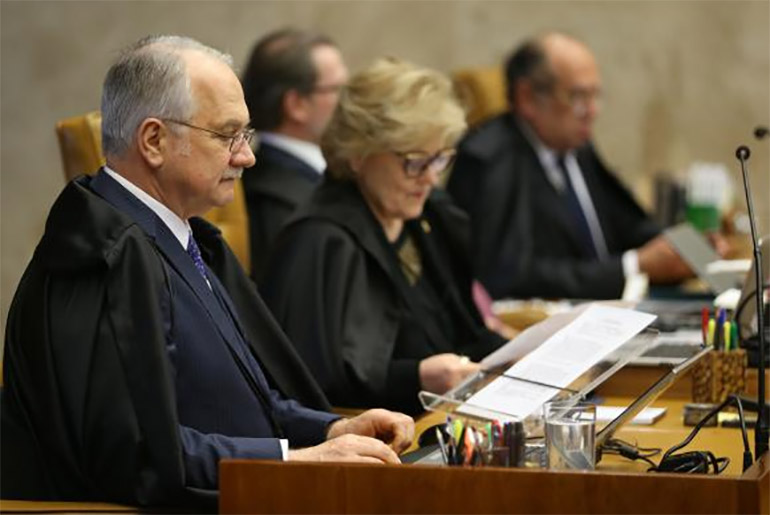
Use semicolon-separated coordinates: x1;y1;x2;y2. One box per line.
220;453;770;514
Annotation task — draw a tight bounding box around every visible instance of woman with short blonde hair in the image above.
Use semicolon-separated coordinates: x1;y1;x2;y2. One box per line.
262;58;505;414
322;57;467;181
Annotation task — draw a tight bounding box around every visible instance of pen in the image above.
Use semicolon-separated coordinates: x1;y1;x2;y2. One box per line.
716;309;726;350
701;307;710;345
731;323;739;350
723;321;731;352
707;319;716;347
435;427;449;465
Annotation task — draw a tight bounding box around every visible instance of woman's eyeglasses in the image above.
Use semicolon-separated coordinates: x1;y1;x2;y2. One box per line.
395;148;457;178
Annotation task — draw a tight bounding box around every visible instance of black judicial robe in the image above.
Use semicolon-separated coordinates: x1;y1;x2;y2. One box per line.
1;174;332;509
242;142;322;283
447;114;660;300
262;179;505;414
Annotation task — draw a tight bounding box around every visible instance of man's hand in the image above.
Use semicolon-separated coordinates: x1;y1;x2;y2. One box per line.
326;409;415;454
287;434;400;464
419;353;481;395
638;235;694;283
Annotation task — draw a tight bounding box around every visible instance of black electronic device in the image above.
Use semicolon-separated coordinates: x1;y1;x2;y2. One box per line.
734;143;768;460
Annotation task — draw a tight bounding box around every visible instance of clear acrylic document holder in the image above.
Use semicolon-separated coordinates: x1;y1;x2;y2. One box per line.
418;328;660;431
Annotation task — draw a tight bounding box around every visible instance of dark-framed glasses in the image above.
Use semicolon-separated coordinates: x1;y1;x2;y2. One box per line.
395;148;458;178
162;119;257;152
551;86;602;116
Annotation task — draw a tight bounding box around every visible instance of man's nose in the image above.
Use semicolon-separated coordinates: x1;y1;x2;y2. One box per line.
232;142;256;168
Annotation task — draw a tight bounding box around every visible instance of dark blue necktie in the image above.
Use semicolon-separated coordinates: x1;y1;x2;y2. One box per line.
186;232;209;280
557;157;598;259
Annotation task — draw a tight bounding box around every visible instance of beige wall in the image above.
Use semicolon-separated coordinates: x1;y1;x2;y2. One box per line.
2;0;769;341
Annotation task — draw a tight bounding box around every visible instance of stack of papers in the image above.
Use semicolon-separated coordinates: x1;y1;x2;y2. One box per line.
461;304;656;420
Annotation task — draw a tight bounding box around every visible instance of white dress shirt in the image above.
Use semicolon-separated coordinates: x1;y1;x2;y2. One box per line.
258;132;326;175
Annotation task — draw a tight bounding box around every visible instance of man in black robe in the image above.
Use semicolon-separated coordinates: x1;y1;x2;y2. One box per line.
447;33;692;300
1;35;412;510
240;29;348;281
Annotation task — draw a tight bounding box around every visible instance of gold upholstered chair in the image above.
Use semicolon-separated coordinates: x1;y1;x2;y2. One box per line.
55;111;251;270
451;66;507;127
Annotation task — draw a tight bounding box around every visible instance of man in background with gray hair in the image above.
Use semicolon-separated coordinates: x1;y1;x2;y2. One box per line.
240;28;348;281
1;35;411;509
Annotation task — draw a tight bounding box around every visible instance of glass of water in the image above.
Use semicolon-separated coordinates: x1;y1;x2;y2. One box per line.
543;400;596;471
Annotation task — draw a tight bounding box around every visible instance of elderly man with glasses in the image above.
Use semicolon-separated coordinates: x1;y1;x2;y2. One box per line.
1;35;412;510
447;32;693;300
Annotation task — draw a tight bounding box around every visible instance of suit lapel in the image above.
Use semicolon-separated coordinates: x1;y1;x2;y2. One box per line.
89;171;260;378
507;123;590;256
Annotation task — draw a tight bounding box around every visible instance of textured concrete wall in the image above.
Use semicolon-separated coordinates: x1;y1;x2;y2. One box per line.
2;0;769;340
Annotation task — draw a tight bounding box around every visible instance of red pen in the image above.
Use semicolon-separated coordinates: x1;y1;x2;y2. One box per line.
701;307;710;345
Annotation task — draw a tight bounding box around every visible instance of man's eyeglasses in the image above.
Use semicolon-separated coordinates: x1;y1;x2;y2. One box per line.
162;119;257;152
546;86;602;116
395;148;458;179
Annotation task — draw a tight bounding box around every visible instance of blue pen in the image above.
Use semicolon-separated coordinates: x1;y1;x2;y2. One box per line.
716;308;727;351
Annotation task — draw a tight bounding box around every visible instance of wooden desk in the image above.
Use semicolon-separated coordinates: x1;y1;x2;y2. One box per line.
220;365;769;514
220;453;768;513
0;500;136;513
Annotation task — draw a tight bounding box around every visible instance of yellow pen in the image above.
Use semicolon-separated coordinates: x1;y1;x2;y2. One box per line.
723;321;732;352
707;319;716;347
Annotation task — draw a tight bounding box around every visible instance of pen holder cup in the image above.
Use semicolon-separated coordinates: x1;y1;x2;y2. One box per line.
441;416;526;468
482;446;512;467
691;349;747;404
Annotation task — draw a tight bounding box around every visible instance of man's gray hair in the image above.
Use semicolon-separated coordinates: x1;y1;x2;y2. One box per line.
101;35;234;157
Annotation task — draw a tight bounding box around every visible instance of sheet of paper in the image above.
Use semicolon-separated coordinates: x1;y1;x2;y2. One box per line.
461;305;656;420
596;406;666;425
480;305;589;369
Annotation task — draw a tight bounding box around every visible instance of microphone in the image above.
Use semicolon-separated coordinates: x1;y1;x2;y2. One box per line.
734;144;768;460
736;145;751;160
755;126;769;140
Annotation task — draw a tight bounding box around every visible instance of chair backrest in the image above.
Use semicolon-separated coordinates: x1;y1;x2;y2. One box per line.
54;111;251;270
452;66;507;127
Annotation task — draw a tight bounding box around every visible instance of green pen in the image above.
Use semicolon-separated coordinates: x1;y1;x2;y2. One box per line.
731;323;739;350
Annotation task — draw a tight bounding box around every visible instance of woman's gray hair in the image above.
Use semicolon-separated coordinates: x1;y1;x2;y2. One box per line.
101;35;234;157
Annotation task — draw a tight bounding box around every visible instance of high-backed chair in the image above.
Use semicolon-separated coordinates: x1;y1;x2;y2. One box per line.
451;66;507;127
55;111;251;270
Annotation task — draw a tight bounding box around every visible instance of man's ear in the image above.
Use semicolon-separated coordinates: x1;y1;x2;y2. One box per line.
514;80;538;119
136;118;167;168
282;89;311;124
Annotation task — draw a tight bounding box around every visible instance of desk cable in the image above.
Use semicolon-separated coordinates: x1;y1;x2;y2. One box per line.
605;395;751;474
650;395;751;474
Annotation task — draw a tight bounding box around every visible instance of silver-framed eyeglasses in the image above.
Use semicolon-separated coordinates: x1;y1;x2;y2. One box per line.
162;119;257;152
395;148;458;178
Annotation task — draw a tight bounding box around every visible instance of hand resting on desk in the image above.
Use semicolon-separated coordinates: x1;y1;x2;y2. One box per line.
288;409;414;464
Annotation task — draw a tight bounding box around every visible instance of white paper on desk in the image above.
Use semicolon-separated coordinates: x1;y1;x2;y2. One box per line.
480;305;590;369
461;305;656;421
480;300;635;369
596;406;666;425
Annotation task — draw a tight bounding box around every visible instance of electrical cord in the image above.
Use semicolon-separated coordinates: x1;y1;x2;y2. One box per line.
602;438;660;468
734;282;770;329
648;395;751;474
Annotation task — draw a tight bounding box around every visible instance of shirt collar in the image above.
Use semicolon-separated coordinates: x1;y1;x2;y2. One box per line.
258;132;326;174
103;165;191;249
515;117;577;192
